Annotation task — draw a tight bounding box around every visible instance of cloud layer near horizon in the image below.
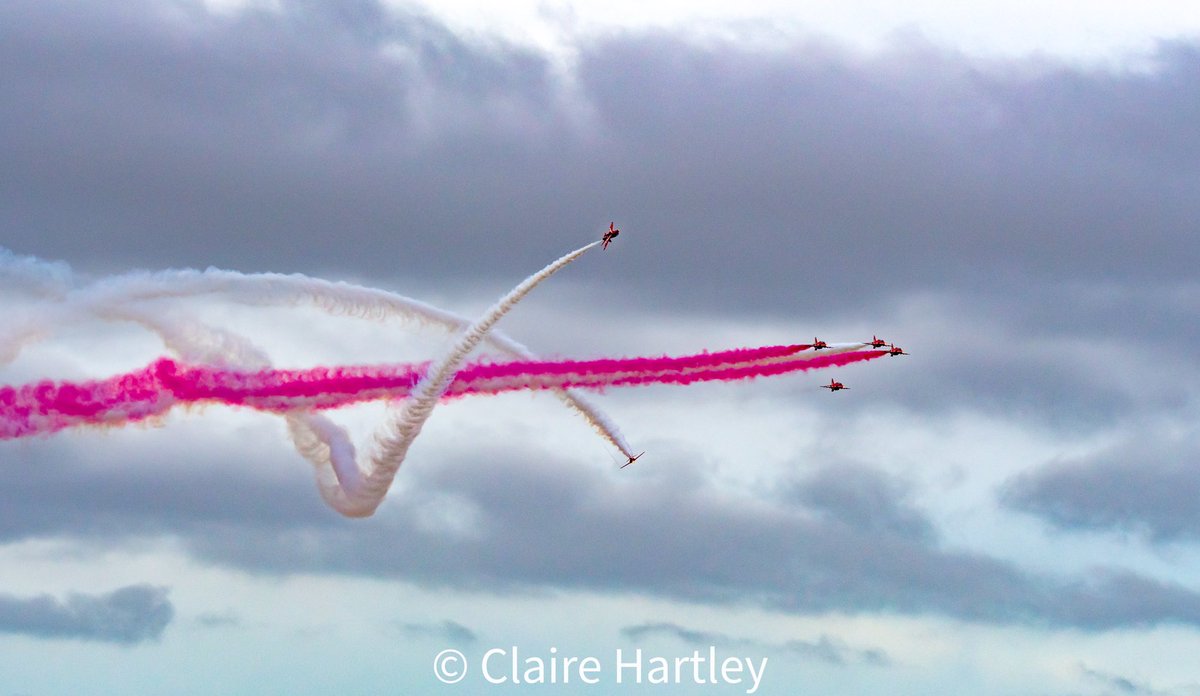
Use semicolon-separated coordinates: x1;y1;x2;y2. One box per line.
4;429;1199;633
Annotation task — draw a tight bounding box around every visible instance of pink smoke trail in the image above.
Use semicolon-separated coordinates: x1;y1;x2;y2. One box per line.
0;345;884;440
0;262;640;461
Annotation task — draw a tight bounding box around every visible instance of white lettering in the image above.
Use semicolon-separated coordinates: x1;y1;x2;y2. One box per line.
579;657;601;684
615;648;641;684
745;657;768;695
481;648;508;684
647;656;670;684
721;656;745;684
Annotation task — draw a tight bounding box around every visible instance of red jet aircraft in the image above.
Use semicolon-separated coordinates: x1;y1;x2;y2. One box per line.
887;344;909;356
620;451;645;469
865;335;887;348
811;337;828;350
821;379;848;391
602;222;620;250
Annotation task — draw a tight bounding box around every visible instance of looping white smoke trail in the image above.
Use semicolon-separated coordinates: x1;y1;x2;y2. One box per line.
1;240;615;517
341;241;601;516
0;258;379;507
109;306;368;511
1;264;633;459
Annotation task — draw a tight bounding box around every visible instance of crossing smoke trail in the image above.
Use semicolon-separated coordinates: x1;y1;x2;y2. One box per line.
2;241;606;516
0;344;885;439
351;241;600;516
1;242;900;517
0;252;635;459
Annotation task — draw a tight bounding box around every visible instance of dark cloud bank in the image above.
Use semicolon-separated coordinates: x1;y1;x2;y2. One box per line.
5;434;1200;633
0;585;173;644
1;0;1197;312
1005;435;1200;543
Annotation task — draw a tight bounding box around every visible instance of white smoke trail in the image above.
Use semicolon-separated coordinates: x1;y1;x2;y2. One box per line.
109;304;367;510
146;312;366;510
0;247;73;299
95;269;635;459
338;241;601;517
2;241;611;516
0;248;75;365
0;259;633;458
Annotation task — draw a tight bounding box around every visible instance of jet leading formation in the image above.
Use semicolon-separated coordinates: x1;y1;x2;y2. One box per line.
815;336;909;393
599;223;906;468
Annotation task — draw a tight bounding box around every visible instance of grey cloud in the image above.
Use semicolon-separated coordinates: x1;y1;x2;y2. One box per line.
620;621;888;667
0;585;173;644
1003;435;1200;542
576;35;1200;304
0;435;336;543
1083;666;1146;695
0;0;560;277
1;0;1198;313
1080;665;1177;696
622;621;717;645
9;432;1196;631
223;451;1200;631
786;462;933;541
194;610;240;628
781;635;889;668
397;619;477;644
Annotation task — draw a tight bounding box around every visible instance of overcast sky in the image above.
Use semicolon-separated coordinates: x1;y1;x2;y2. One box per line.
2;1;1200;694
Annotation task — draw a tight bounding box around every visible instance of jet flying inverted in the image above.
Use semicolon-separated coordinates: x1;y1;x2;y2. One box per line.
620;451;645;469
821;379;848;391
601;222;620;250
